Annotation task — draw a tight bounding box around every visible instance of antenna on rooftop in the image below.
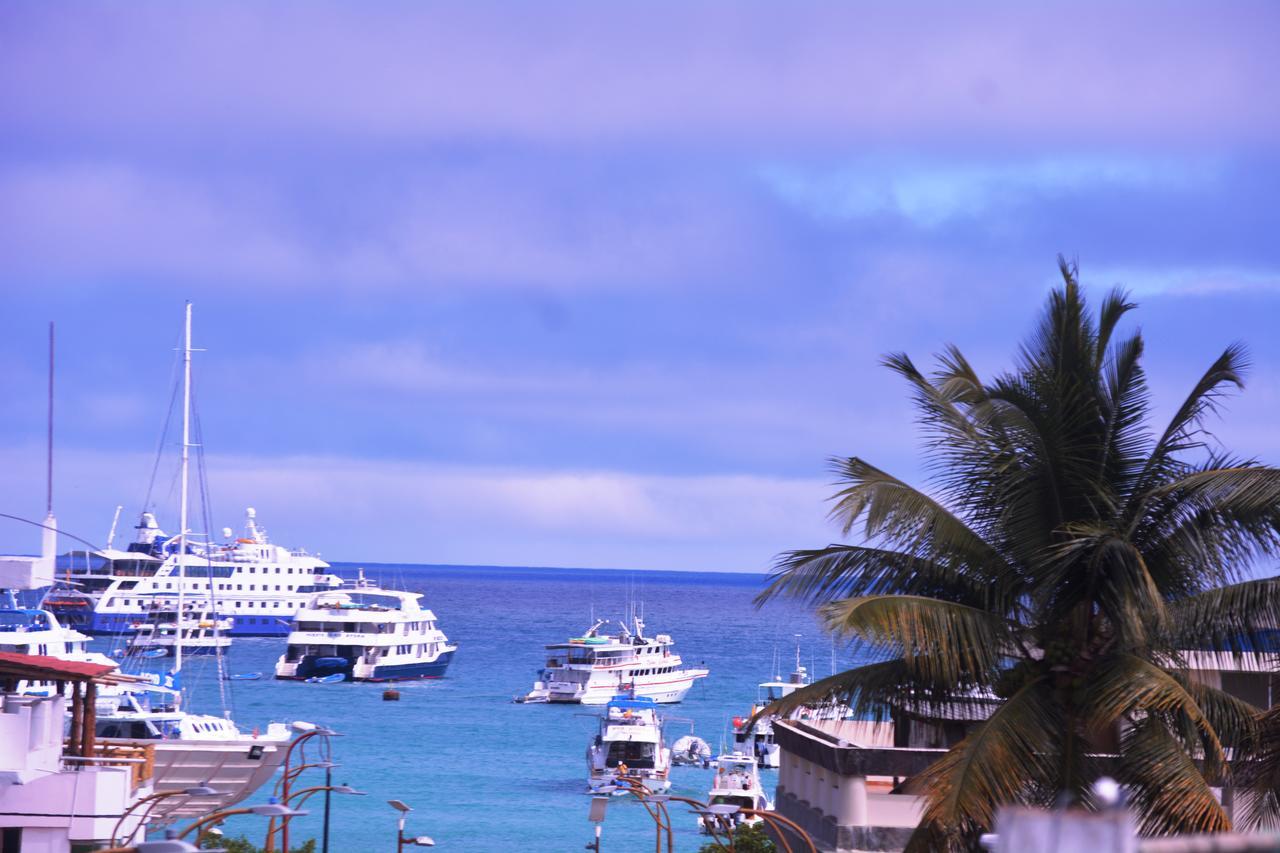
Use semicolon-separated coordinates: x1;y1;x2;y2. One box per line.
43;322;58;566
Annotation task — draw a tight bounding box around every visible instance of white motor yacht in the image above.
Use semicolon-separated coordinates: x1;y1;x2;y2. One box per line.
586;695;672;793
520;615;708;705
274;571;456;682
702;753;773;832
125;606;232;658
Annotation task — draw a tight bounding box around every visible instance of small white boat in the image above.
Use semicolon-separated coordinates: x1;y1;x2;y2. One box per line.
587;695;671;793
520;614;708;705
701;753;772;832
126;607;232;657
274;571;456;682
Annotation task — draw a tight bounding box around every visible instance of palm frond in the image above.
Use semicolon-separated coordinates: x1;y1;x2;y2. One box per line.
909;676;1059;847
1238;703;1280;830
1167;577;1280;656
755;545;994;609
1087;654;1225;774
1118;718;1231;836
820;595;1013;683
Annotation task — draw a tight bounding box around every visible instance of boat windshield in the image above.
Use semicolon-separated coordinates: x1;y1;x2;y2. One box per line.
605;741;656;769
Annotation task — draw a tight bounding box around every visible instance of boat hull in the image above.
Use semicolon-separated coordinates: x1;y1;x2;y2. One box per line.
98;730;292;821
61;610;293;637
277;650;455;682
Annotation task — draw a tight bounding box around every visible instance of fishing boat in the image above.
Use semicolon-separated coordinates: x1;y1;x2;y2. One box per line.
586;695;672;793
274;571;456;682
701;753;772;832
46;506;343;637
519;614;708;705
125;607;232;658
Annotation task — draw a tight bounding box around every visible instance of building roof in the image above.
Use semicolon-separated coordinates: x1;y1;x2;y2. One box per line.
0;651;141;684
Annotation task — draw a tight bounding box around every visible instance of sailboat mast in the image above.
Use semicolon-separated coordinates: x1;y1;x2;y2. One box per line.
176;303;193;676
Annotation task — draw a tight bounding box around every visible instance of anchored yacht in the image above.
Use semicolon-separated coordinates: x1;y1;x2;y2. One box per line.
702;753;772;832
520;615;708;705
274;572;456;682
125;607;232;658
587;695;672;793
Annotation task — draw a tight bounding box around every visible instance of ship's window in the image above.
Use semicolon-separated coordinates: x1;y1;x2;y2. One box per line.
249;585;255;591
275;585;281;591
236;585;242;591
165;583;172;590
249;567;255;574
288;568;293;574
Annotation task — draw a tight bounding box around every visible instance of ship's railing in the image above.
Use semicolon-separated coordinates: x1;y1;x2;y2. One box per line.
62;742;155;791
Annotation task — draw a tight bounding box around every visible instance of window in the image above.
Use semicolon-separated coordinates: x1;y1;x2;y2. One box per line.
249;567;255;574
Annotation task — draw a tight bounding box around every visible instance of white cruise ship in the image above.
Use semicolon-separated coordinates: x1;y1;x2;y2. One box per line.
274;573;456;682
125;606;233;658
45;508;344;637
519;615;708;705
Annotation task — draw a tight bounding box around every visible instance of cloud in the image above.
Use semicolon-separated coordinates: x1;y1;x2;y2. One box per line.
0;159;768;290
1085;266;1280;298
758;157;1221;228
0;445;833;571
2;3;1277;148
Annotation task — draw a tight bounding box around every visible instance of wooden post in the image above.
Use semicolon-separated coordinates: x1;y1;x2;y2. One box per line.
67;681;83;756
82;681;97;759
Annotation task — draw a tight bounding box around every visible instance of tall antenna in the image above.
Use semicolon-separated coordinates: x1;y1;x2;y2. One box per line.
43;322;58;569
46;322;54;515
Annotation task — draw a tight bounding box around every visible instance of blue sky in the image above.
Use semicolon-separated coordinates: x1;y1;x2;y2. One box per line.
1;2;1278;570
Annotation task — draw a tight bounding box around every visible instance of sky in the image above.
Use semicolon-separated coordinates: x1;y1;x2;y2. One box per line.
1;2;1279;571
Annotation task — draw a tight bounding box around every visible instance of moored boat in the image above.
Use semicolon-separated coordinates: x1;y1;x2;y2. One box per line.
519;615;708;705
274;571;456;682
125;607;232;658
587;695;672;793
701;753;773;832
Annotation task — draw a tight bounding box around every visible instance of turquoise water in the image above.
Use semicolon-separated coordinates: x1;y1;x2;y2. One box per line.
111;564;854;852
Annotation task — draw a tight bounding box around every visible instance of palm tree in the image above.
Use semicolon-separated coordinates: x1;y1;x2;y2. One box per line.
757;258;1280;850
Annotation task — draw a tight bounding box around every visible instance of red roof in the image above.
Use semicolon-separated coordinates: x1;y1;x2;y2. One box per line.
0;651;132;683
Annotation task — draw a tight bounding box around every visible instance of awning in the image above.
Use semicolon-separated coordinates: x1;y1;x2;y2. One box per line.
0;651;144;685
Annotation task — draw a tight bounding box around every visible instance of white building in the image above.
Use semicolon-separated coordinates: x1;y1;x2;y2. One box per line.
0;651;155;853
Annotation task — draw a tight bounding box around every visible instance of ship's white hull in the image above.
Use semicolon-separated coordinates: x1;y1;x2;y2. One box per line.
529;668;708;705
100;728;292;821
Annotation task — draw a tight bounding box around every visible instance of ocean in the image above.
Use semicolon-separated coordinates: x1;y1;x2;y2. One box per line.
106;563;855;852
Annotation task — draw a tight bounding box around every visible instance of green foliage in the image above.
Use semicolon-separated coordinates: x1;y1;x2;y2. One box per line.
698;823;777;852
758;258;1280;850
198;834;316;853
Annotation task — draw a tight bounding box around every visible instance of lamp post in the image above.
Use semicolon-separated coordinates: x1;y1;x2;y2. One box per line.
738;808;818;853
111;784;224;846
389;799;435;850
176;799;309;847
271;725;338;853
586;791;609;852
96;828;227;853
261;785;366;851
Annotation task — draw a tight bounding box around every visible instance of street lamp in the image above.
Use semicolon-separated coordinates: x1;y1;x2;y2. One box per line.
111;784;226;846
586;791;610;852
177;798;309;847
262;785;367;851
97;828;227;853
389;799;435;850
